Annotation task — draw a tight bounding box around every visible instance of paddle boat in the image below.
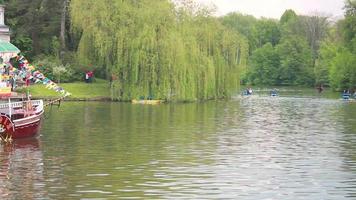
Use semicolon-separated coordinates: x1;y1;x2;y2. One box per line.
342;91;351;100
0;89;44;141
270;89;278;97
242;88;253;96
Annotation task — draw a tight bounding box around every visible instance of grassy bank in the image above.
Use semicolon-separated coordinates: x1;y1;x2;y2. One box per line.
17;79;112;101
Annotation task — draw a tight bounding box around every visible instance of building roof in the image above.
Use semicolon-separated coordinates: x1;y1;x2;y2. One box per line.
0;40;20;53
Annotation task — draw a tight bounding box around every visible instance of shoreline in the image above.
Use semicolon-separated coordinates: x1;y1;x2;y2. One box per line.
33;96;114;102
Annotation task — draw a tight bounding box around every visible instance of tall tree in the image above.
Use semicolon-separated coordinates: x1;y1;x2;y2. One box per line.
342;0;356;50
247;43;280;85
70;0;248;101
253;18;281;48
5;0;70;57
220;13;257;54
299;15;329;62
276;37;314;86
280;9;298;25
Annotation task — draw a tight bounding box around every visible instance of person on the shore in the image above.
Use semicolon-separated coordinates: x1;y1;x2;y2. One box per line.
85;71;89;83
88;71;94;83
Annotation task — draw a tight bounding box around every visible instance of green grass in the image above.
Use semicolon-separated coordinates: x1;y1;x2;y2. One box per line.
17;79;111;100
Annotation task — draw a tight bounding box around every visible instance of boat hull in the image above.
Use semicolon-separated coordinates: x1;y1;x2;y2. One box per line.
0;109;43;140
12;118;42;139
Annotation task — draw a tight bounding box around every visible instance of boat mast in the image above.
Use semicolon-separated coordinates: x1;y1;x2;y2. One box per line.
8;97;11;119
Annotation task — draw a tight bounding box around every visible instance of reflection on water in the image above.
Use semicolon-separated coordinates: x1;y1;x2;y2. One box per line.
0;138;46;199
1;97;356;199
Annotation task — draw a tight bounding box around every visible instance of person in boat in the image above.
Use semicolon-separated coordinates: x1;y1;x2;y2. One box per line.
316;84;324;93
342;89;351;99
270;88;278;96
246;87;253;95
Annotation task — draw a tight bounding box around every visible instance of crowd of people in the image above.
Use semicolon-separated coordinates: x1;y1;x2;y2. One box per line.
0;55;33;91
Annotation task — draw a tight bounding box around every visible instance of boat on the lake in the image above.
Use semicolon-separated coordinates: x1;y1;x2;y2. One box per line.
0;92;44;140
0;7;69;141
270;89;278;97
341;91;355;101
131;99;164;105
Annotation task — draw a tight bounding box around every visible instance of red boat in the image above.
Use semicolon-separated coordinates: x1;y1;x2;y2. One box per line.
0;94;44;140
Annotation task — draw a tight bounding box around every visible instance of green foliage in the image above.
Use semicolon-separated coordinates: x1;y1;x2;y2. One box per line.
316;0;356;91
220;13;258;53
329;47;356;90
32;55;82;83
4;0;354;94
342;0;356;50
280;9;298;25
5;0;64;56
220;13;280;53
314;40;337;85
4;0;77;61
299;15;329;61
70;0;248;101
247;43;280;85
51;36;61;58
254;19;281;47
11;35;32;57
276;37;314;85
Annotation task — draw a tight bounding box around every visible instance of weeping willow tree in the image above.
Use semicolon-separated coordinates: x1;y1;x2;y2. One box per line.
70;0;248;101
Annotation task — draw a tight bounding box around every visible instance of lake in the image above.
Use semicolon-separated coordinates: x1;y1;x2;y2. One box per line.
1;91;356;199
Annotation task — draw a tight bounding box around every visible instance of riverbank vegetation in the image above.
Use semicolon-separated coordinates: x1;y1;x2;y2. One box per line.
3;0;356;101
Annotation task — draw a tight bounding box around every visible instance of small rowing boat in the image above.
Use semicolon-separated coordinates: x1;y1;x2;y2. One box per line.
131;99;164;105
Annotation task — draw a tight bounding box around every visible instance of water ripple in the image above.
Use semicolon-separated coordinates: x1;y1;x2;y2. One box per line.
1;98;356;199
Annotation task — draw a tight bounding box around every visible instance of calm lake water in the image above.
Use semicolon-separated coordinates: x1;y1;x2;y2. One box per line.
1;91;356;199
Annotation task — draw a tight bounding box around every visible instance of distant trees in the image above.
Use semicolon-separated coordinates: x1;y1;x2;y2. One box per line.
316;0;356;90
247;43;280;85
233;5;354;90
277;37;314;85
239;9;315;86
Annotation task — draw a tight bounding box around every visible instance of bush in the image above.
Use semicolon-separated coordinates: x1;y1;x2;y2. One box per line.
32;55;82;83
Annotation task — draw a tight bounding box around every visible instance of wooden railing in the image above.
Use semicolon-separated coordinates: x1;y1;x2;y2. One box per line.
0;100;43;109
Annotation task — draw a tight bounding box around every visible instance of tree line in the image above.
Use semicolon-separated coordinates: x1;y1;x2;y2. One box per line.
222;0;355;91
3;0;355;100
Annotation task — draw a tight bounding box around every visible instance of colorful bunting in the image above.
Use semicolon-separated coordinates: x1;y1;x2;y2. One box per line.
10;55;71;97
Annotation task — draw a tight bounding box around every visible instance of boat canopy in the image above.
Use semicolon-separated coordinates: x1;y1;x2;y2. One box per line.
0;40;20;53
0;39;20;62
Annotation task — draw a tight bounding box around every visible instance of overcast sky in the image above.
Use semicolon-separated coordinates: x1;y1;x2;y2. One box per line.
195;0;345;19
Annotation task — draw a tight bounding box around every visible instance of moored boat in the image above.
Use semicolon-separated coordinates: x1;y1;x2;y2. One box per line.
0;4;69;141
131;99;164;105
0;95;44;140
